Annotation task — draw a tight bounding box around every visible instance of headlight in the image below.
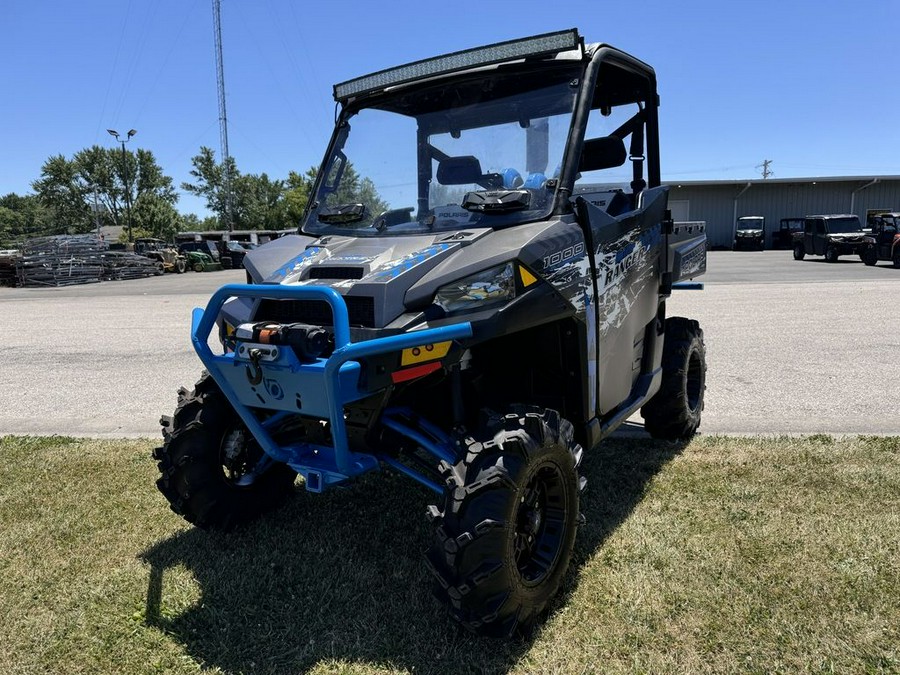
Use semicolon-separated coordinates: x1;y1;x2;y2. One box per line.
434;262;516;313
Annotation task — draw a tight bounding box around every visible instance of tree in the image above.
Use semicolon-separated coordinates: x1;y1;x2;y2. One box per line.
31;154;93;231
183;148;304;230
132;192;180;241
301;163;388;225
31;146;177;237
181;146;239;229
0;206;22;246
284;170;313;224
179;212;203;231
0;193;56;245
182;148;388;232
236;172;290;230
321;162;389;221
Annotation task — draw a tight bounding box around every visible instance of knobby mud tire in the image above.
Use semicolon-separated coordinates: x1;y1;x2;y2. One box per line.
640;317;707;440
425;406;584;637
153;372;297;530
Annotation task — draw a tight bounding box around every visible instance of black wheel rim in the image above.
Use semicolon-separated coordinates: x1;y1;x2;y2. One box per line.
513;464;568;585
686;347;703;413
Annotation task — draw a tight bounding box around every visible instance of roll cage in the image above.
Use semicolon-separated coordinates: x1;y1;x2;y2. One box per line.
300;30;660;236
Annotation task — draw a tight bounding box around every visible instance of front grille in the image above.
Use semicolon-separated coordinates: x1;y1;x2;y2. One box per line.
308;266;365;280
255;296;376;328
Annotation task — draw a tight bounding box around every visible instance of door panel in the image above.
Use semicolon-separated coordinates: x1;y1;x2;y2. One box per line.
576;187;666;415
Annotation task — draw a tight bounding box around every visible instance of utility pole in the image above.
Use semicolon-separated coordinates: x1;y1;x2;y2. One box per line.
212;0;233;230
93;187;101;240
107;128;137;243
756;159;774;179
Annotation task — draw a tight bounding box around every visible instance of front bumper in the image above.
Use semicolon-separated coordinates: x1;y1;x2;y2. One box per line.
191;283;473;489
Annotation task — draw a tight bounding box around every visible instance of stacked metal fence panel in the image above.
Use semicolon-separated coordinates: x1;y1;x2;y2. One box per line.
16;235;105;287
101;250;163;280
13;235;160;287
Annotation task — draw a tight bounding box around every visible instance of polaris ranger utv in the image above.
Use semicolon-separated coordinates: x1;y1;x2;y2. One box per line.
733;216;765;250
154;29;707;637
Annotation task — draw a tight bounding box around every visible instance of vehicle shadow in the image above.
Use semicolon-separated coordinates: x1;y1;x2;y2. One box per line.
139;435;685;675
804;258;863;264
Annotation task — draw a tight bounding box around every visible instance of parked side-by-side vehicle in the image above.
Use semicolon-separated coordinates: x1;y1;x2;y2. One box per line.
153;29;708;637
793;215;868;262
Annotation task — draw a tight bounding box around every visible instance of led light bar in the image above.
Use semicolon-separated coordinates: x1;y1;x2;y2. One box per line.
333;29;582;101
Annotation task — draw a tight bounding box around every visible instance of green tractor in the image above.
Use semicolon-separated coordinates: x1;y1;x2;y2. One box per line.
184;250;223;272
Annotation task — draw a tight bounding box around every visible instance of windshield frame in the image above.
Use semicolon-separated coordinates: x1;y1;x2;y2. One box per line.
301;63;586;238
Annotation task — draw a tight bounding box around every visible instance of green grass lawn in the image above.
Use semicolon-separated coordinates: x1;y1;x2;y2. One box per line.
0;434;897;675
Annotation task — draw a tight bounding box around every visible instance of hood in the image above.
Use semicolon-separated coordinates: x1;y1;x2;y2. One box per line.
243;230;495;328
241;215;582;330
827;233;865;241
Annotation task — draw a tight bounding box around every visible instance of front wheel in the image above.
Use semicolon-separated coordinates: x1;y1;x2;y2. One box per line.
793;243;806;260
862;247;877;266
175;258;187;274
641;317;706;440
825;245;839;262
192;261;204;272
893;248;900;269
153;373;297;530
426;406;583;637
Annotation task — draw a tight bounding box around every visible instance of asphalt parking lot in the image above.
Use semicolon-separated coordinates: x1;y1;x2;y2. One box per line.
0;249;897;438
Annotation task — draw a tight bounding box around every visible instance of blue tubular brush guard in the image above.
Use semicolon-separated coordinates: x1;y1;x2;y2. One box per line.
191;284;473;492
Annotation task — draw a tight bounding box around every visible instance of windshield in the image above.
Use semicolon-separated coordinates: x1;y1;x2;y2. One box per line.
826;217;863;233
737;218;763;230
303;68;581;237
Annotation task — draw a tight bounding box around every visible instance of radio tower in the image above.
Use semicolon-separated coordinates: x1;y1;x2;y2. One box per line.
212;0;233;229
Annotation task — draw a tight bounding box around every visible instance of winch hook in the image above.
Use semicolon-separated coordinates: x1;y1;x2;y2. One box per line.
246;347;264;385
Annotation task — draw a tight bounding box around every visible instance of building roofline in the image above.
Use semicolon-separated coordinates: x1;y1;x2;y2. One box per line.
663;175;900;187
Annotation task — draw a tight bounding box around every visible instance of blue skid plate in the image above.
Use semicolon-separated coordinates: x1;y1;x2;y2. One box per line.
191;284;472;491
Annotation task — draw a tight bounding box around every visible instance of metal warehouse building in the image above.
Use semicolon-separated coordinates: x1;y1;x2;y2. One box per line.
664;176;900;248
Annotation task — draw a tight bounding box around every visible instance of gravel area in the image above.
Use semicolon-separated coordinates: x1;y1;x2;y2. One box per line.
0;250;897;437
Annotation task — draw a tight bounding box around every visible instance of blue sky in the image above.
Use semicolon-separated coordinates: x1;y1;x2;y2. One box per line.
2;0;898;217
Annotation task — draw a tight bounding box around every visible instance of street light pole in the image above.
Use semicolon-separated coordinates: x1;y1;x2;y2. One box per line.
107;128;137;243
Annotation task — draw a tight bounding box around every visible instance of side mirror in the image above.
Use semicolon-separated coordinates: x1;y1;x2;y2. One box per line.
580;136;627;172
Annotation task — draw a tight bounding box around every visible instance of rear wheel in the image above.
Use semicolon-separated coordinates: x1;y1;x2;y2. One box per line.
175;258;187;274
893;248;900;269
793;243;805;260
825;245;839;262
641;317;706;440
862;247;877;266
153;372;297;530
426;406;583;637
